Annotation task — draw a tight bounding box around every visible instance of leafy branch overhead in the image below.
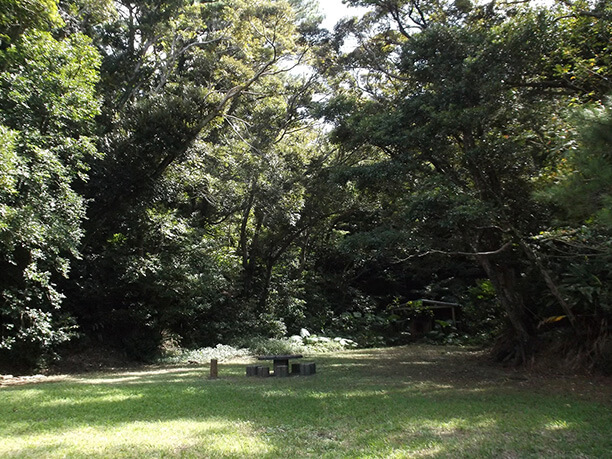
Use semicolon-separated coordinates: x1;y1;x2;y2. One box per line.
1;0;611;373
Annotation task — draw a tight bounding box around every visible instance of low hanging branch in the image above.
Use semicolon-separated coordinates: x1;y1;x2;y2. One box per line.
394;241;513;263
511;230;578;330
394;231;579;336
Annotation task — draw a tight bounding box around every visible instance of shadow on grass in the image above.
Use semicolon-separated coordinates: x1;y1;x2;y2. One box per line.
1;346;611;458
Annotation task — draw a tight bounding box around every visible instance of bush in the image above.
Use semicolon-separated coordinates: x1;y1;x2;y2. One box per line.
160;329;359;365
461;280;505;345
243;337;306;356
160;344;251;364
328;310;402;347
244;329;358;355
425;320;467;346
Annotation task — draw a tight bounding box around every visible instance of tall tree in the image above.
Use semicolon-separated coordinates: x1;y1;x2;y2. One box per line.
0;0;101;372
538;98;612;369
319;0;609;361
63;0;327;355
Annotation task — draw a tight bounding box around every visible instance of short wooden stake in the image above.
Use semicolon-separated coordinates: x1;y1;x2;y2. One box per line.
210;359;218;379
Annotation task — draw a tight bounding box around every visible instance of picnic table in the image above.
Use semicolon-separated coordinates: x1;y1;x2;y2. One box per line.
257;354;303;376
246;354;315;377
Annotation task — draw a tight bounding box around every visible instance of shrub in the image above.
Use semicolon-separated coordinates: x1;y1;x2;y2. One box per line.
243;329;358;355
425;320;467;346
161;329;359;365
160;344;251;364
243;337;306;356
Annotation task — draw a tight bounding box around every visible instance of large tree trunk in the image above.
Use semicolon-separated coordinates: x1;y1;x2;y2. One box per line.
258;260;275;312
477;254;536;364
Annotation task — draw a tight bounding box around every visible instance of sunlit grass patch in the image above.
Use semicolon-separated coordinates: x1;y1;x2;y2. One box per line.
1;346;611;458
1;419;272;458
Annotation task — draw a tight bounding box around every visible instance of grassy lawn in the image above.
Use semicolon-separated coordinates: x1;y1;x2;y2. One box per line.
1;346;611;458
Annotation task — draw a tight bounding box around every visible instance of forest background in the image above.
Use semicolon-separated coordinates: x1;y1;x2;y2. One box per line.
1;0;611;374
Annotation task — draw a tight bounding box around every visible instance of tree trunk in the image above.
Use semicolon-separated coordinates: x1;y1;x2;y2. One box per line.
239;182;257;269
258;260;274;312
477;254;535;364
240;205;264;299
512;232;577;329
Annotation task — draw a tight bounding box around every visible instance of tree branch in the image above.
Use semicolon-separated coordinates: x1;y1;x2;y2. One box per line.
394;241;513;263
510;227;578;329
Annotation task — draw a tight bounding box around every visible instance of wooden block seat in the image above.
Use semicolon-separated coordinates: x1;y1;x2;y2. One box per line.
257;354;303;375
257;366;270;377
246;365;259;376
299;362;316;376
246;365;271;377
275;365;289;377
247;356;315;377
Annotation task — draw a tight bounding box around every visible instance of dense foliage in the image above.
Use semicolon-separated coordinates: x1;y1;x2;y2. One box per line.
0;2;101;371
0;0;611;373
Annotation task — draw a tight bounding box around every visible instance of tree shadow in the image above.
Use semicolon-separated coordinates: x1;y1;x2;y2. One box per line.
1;346;611;457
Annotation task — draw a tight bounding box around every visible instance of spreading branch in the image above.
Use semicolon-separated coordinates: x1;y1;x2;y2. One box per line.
393;241;513;263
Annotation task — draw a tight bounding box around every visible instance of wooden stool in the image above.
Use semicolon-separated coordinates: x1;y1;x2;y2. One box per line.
299;362;316;376
246;365;259;376
257;366;270;377
275;365;289;377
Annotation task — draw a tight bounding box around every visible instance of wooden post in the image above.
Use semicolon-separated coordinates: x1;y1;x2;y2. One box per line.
210;359;218;379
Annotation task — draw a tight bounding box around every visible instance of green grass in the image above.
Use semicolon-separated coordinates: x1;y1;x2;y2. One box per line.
2;346;611;458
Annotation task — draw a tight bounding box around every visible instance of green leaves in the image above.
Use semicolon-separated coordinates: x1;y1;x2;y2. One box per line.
0;0;62;48
0;5;101;371
0;30;101;143
547;100;612;227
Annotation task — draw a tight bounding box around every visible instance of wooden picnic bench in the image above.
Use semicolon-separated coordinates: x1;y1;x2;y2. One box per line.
258;354;302;376
245;354;316;377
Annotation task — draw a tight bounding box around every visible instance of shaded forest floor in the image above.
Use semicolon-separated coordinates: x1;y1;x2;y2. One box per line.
337;346;612;404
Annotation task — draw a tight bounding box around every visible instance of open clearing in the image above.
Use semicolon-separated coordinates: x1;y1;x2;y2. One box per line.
1;345;611;458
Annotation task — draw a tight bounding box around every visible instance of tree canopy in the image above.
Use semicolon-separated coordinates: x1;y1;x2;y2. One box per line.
1;0;611;373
